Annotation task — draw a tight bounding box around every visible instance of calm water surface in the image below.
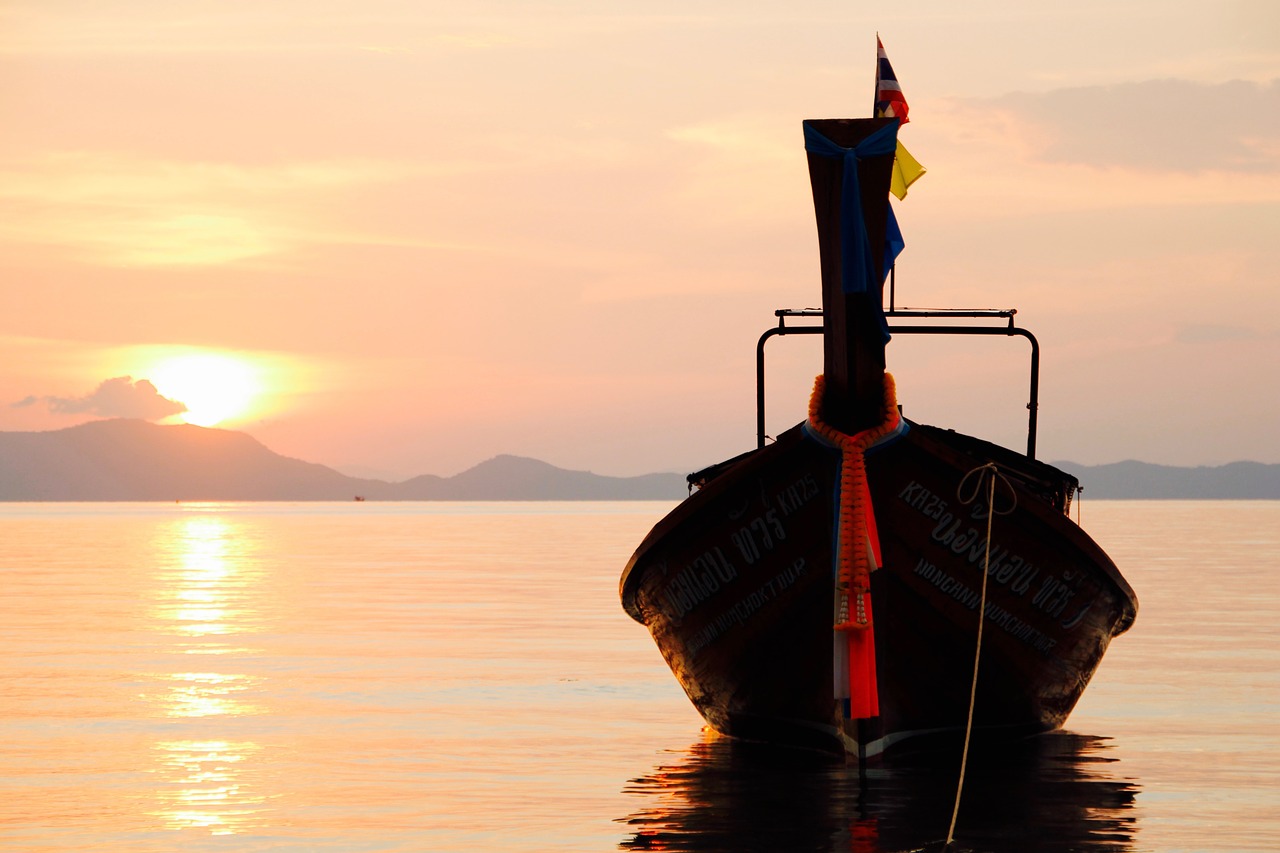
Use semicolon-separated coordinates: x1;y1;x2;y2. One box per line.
1;500;1276;852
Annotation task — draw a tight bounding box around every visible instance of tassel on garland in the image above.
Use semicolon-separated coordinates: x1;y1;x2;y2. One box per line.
846;594;879;719
807;373;902;720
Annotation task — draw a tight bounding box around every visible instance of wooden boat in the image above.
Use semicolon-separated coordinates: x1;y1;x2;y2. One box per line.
619;118;1137;760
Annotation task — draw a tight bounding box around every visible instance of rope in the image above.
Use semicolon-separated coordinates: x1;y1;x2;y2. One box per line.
945;462;1009;848
956;462;1017;517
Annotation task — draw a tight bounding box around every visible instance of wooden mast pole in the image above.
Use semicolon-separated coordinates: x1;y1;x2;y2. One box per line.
805;118;897;434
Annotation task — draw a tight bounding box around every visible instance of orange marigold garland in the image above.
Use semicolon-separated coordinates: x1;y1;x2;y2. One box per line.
807;372;902;720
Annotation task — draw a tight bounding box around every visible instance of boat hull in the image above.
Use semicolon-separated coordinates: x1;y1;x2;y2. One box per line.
620;422;1137;758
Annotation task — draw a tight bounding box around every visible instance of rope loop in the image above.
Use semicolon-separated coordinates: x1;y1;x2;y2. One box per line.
956;462;1018;517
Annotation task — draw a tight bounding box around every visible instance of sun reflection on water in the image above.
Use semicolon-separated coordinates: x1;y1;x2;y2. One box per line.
149;671;266;718
151;515;263;643
145;513;272;835
151;740;268;835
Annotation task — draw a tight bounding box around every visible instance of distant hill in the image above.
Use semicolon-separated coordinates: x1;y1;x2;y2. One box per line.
0;419;1275;501
1058;460;1280;499
377;455;687;501
0;419;688;501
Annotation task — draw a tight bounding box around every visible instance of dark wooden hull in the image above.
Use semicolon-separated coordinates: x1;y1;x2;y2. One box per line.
620;422;1137;758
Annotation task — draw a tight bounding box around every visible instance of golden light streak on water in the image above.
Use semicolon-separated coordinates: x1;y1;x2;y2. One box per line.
150;740;267;835
147;672;265;719
141;512;271;835
149;513;265;646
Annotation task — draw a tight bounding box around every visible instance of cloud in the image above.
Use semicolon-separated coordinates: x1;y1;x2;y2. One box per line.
40;376;187;420
1176;324;1278;343
987;79;1279;173
0;153;419;267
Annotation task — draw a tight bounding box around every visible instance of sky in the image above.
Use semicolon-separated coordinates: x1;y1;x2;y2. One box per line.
1;1;1277;480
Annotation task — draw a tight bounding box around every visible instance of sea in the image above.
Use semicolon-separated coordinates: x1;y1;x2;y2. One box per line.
0;500;1276;853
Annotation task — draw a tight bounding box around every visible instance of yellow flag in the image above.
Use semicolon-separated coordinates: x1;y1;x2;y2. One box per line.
890;139;926;200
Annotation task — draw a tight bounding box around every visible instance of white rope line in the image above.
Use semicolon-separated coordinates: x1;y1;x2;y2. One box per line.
946;462;1003;848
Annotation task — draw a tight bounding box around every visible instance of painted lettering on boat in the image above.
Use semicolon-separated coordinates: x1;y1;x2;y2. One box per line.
773;473;821;518
1058;591;1097;630
897;480;952;521
927;514;1040;596
899;480;1087;625
912;558;1059;656
655;546;738;622
685;558;809;655
730;508;787;565
652;490;811;625
899;480;1042;596
1032;574;1072;618
643;467;824;633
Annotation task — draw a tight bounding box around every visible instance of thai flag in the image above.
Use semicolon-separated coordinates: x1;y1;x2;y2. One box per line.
874;36;909;124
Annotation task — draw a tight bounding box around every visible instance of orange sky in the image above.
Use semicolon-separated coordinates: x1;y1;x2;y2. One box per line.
2;3;1277;479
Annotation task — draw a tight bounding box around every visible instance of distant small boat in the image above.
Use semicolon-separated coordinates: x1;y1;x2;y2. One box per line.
619;117;1137;760
353;496;366;502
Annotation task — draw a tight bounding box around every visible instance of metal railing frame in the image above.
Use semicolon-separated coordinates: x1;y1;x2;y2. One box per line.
755;308;1040;458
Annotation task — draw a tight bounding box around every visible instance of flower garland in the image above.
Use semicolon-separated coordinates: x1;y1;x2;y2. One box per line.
806;372;902;628
807;372;901;722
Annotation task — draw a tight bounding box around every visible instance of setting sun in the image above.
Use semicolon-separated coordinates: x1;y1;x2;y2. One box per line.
147;353;261;427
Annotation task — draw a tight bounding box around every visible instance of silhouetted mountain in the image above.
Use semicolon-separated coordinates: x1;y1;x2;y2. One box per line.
0;419;688;501
0;420;1275;501
1056;459;1280;499
0;419;376;500
375;454;685;500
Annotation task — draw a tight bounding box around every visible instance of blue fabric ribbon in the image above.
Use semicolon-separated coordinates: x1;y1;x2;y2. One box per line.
803;121;901;297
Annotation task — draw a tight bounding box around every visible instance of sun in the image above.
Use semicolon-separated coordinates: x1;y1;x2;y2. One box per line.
147;352;261;427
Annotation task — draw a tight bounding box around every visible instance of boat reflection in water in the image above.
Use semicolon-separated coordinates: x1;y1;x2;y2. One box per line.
619;730;1137;852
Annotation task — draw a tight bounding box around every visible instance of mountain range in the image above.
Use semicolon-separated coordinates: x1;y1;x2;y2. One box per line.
0;419;1276;501
0;419;687;501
